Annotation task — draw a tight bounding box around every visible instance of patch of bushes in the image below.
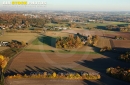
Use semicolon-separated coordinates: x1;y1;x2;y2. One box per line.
0;55;9;84
119;51;130;62
6;29;17;33
31;30;41;33
8;40;27;50
86;35;99;46
100;46;112;52
106;66;130;82
7;72;101;80
114;36;127;40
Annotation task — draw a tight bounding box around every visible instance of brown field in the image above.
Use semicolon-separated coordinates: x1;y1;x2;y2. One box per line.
46;31;69;37
62;29;104;36
0;33;38;42
7;51;99;71
104;32;130;40
62;29;130;49
5;51;130;85
62;29;130;40
5;78;104;85
110;39;130;48
97;37;111;48
0;47;8;51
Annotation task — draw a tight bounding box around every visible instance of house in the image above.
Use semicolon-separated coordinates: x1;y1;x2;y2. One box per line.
88;19;96;22
63;27;67;30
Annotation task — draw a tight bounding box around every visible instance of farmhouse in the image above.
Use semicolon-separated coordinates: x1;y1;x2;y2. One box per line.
88;19;96;22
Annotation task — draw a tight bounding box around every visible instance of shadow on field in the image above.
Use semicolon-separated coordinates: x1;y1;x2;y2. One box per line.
38;36;56;47
83;80;100;85
96;26;106;30
75;58;130;85
5;60;130;85
5;67;100;85
5;66;101;84
91;46;129;62
117;24;129;27
75;46;130;85
96;26;118;31
5;66;80;76
101;36;114;39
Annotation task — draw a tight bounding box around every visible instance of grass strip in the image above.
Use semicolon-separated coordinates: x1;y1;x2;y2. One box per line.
24;49;99;54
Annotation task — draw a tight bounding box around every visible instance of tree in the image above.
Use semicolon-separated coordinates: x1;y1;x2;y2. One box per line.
69;23;76;28
52;72;57;78
76;36;81;43
87;39;92;45
25;21;30;28
56;34;83;49
0;55;9;84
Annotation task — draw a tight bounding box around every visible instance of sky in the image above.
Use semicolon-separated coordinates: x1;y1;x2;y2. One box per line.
0;0;130;11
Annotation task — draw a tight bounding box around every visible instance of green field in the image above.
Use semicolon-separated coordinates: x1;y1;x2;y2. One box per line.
24;49;99;54
32;37;45;45
45;23;68;27
84;21;129;29
44;21;129;30
32;36;56;46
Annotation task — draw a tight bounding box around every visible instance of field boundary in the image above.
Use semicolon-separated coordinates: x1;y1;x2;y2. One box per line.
24;49;99;54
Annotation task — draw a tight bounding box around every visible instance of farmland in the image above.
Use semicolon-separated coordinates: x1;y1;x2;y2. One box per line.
1;9;130;85
85;21;129;29
0;33;38;52
0;20;130;85
0;33;38;42
0;27;129;85
5;51;130;85
110;40;130;49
